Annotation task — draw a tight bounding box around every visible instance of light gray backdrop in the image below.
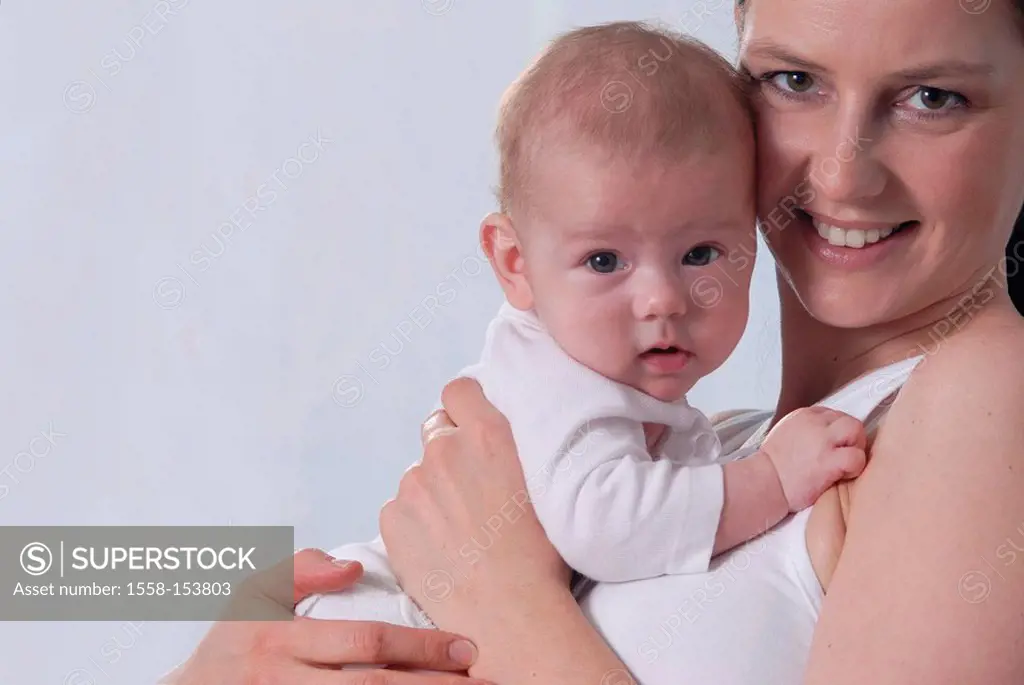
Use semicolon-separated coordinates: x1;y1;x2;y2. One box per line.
0;1;780;682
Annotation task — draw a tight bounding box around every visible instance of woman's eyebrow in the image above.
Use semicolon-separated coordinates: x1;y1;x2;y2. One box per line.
743;40;995;81
893;61;995;80
742;40;829;74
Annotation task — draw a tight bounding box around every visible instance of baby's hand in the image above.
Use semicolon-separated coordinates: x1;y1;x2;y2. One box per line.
758;406;867;512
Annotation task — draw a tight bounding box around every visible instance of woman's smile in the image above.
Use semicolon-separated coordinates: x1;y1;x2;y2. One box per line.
803;209;917;249
791;207;922;269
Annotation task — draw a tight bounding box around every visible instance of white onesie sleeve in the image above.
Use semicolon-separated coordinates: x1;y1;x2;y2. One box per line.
456;304;725;583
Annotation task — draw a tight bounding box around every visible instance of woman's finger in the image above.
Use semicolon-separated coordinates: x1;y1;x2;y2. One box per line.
288;661;490;685
292;549;365;606
421;409;457;446
439;377;498;427
286;618;481;672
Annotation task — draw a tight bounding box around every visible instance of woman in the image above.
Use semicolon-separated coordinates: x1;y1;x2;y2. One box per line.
169;0;1024;682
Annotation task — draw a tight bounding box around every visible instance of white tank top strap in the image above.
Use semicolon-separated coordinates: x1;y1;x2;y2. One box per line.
713;354;926;453
714;409;774;458
708;355;927;600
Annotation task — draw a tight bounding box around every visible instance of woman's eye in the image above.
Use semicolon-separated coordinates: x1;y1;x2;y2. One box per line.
683;245;721;267
904;86;965;112
586;252;620;273
769;71;816;94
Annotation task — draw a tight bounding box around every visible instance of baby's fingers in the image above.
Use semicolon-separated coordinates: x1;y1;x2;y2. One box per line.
827;415;867;449
830;446;867;480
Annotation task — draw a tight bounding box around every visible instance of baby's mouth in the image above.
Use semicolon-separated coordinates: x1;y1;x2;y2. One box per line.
642;345;681;355
639;346;691;373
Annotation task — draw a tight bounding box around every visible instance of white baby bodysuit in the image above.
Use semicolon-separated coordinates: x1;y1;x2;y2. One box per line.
297;302;725;627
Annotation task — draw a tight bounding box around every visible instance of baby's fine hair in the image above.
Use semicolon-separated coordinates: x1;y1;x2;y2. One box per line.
495;20;754;216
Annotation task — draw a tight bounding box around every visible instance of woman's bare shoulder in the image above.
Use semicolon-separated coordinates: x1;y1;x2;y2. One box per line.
804;313;1024;684
854;310;1024;493
813;311;1024;590
907;308;1024;394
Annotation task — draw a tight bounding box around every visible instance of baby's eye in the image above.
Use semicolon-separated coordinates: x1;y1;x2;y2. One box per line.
586;251;621;274
683;245;721;267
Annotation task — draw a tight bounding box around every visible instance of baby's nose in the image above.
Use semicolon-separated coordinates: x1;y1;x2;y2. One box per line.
635;275;687;320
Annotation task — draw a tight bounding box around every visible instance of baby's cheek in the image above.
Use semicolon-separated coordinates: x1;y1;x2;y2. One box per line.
547;315;633;381
695;293;748;370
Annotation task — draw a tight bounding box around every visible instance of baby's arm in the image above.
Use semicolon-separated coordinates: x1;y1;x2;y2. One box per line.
527;415;725;582
713;449;790;555
714;405;868;554
647;420;788;557
532;407;867;582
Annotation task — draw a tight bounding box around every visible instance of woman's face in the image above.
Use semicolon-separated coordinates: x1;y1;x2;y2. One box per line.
739;0;1024;328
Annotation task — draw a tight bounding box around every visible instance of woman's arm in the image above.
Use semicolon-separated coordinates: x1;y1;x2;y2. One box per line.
382;378;635;685
804;335;1024;684
440;578;632;685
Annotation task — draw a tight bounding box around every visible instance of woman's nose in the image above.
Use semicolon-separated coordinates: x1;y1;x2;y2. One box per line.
807;118;887;205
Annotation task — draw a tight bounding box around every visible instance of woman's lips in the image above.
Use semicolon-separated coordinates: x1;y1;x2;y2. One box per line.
795;212;919;269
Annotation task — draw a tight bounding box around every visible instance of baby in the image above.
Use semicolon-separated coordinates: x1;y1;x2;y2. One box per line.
298;21;865;630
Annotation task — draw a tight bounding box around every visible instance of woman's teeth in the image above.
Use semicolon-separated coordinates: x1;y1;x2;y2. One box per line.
812;219;903;249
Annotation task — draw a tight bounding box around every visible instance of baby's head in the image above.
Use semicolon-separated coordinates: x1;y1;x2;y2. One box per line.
481;21;757;402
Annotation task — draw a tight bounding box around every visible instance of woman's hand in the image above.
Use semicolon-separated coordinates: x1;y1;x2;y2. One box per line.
380;378;635;685
163;548;487;685
380;377;570;636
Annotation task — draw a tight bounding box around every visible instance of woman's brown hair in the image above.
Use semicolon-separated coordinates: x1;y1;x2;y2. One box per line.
1000;0;1024;314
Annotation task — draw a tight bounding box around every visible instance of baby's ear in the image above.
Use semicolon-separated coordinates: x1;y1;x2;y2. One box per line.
479;212;533;309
